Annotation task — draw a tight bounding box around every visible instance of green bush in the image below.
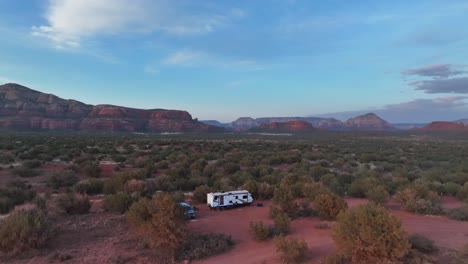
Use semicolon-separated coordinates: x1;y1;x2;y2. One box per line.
395;186;441;215
0;181;36;214
178;233;234;261
55;193;91;214
74;179;104;194
314;192;348;220
127;193;188;260
274;236;308;264
273;187;299;218
103;192;134;214
103;172;145;194
273;210;290;235
249;221;272;241
13;167;40;178
409;234;438;253
0;209;53;254
47;170;79;189
447;205;468;221
193;185;210;203
257;182;274;200
332;203;410;263
365;186;389;205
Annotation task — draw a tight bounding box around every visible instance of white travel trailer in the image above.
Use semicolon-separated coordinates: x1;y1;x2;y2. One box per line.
207;190;253;209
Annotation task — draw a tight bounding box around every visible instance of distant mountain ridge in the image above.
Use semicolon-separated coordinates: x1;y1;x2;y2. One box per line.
0;83;222;132
250;120;316;133
202;113;396;131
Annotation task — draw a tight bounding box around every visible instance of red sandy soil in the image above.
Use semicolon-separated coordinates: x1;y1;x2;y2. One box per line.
99;164;117;178
191;198;468;264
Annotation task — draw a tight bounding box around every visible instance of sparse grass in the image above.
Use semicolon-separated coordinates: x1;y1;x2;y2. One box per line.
0;209;53;254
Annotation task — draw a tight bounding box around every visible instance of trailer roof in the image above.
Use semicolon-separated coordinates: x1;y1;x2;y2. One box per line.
208;190;250;196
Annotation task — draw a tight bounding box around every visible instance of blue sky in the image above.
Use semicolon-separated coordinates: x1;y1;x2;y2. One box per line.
1;0;468;122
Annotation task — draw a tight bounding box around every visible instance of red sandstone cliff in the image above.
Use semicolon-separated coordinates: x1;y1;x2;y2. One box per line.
0;83;222;132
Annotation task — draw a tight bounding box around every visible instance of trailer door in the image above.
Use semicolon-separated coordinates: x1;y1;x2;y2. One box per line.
219;196;224;206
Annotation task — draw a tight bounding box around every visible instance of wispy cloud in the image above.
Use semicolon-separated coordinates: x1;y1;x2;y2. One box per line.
163;49;204;66
402;64;468;94
402;64;467;79
409;77;468;94
32;0;243;49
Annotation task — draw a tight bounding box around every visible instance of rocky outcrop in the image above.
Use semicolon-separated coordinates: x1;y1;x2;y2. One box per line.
251;120;316;133
0;83;222;132
344;113;394;131
419;121;468;131
226;117;259;131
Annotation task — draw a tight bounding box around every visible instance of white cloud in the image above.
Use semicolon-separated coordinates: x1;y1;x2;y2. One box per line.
32;0;241;48
163;49;204;66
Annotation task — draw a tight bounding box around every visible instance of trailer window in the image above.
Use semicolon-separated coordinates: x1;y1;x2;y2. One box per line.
235;196;238;199
214;196;218;201
243;195;247;199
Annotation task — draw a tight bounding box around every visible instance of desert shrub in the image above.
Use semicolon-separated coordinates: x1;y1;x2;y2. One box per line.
325;252;350;264
274;236;308;264
13;167;40;178
297;200;318;217
55;193;91;214
332;203;410;263
47;170;79;189
127;192;188;261
0;182;36;214
193;185;211;203
127;197;152;226
22;159;42;169
103;192;134;214
366;186;389;205
395;186;441;215
273;186;299;218
443;182;461;196
223;162;240;174
447;205;468;221
82;162;101;178
178;233;234;261
405;199;442;215
103;171;145;194
123;179;146;195
273;210;290;235
257;182;274;200
409;234;438;254
314;192;348;220
74;179;104;194
0;209;53;254
249;221;272;241
242;180;258;198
